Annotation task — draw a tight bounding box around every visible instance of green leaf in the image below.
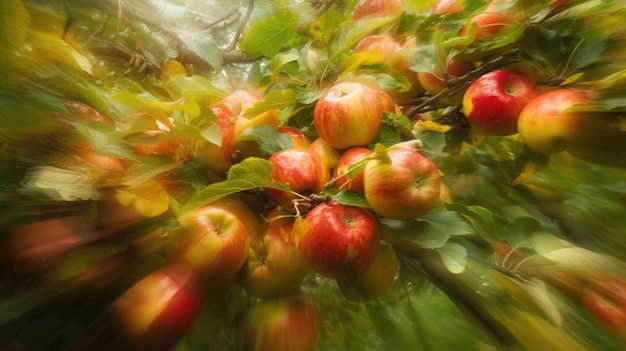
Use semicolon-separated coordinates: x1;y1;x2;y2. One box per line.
0;90;55;135
332;190;370;208
414;130;448;159
420;210;476;236
570;39;607;71
242;89;297;119
239;10;299;59
238;125;293;155
270;49;301;76
437;242;468;274
365;301;418;351
380;218;450;250
180;157;284;214
178;32;222;70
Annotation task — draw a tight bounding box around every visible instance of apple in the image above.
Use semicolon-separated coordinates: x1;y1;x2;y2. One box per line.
168;206;250;280
131;129;179;158
460;6;514;41
354;35;422;103
241;208;310;298
209;194;265;239
265;148;331;213
352;0;403;21
580;281;626;339
296;200;381;278
364;144;441;219
333;146;373;193
313;81;395;149
112;260;206;351
417;56;475;106
308;137;343;170
336;241;399;301
278;126;311;149
463;69;541;136
244;295;319;351
432;0;462;14
517;89;592;154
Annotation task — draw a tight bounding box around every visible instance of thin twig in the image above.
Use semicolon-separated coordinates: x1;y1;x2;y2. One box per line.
228;0;255;52
200;8;239;31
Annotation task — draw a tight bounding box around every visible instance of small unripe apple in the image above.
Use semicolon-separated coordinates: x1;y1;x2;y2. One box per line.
314;82;395;149
364;144;441;219
463;69;541;136
296;200;380;278
266;148;331;213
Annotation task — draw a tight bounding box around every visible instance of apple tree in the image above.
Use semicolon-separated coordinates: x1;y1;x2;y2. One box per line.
1;0;626;350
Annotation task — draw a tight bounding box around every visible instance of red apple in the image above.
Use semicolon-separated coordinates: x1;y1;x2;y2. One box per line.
352;0;404;21
296;200;381;278
169;206;250;280
112;261;206;351
308;137;343;170
265;148;331;213
241;208;310;298
417;57;475;106
313;81;395;149
278;126;311;149
364;144;441;219
463;69;541;136
517;89;592;154
336;241;399;301
580;281;626;339
333;146;373;193
244;295;319;351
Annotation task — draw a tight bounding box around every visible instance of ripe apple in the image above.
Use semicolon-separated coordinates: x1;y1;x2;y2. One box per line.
432;0;462;14
265;148;331;213
278;126;311;149
131;129;179;158
169;206;250;280
336;241;399;301
244;295;319;351
354;35;422;103
517;89;592;154
209;194;265;239
111;261;206;351
352;0;403;21
417;56;475;106
308;137;343;170
463;69;541;136
313;81;395;149
296;200;381;278
364;144;441;219
333;146;373;193
241;208;310;298
580;281;626;339
460;5;514;41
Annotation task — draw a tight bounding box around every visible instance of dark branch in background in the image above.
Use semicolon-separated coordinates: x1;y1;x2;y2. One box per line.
227;0;255;52
405;47;521;119
200;8;239;31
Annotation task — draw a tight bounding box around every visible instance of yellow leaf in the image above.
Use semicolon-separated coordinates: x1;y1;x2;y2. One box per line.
512;161;536;185
160;60;187;81
415;120;452;133
339;51;385;74
115;179;170;217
